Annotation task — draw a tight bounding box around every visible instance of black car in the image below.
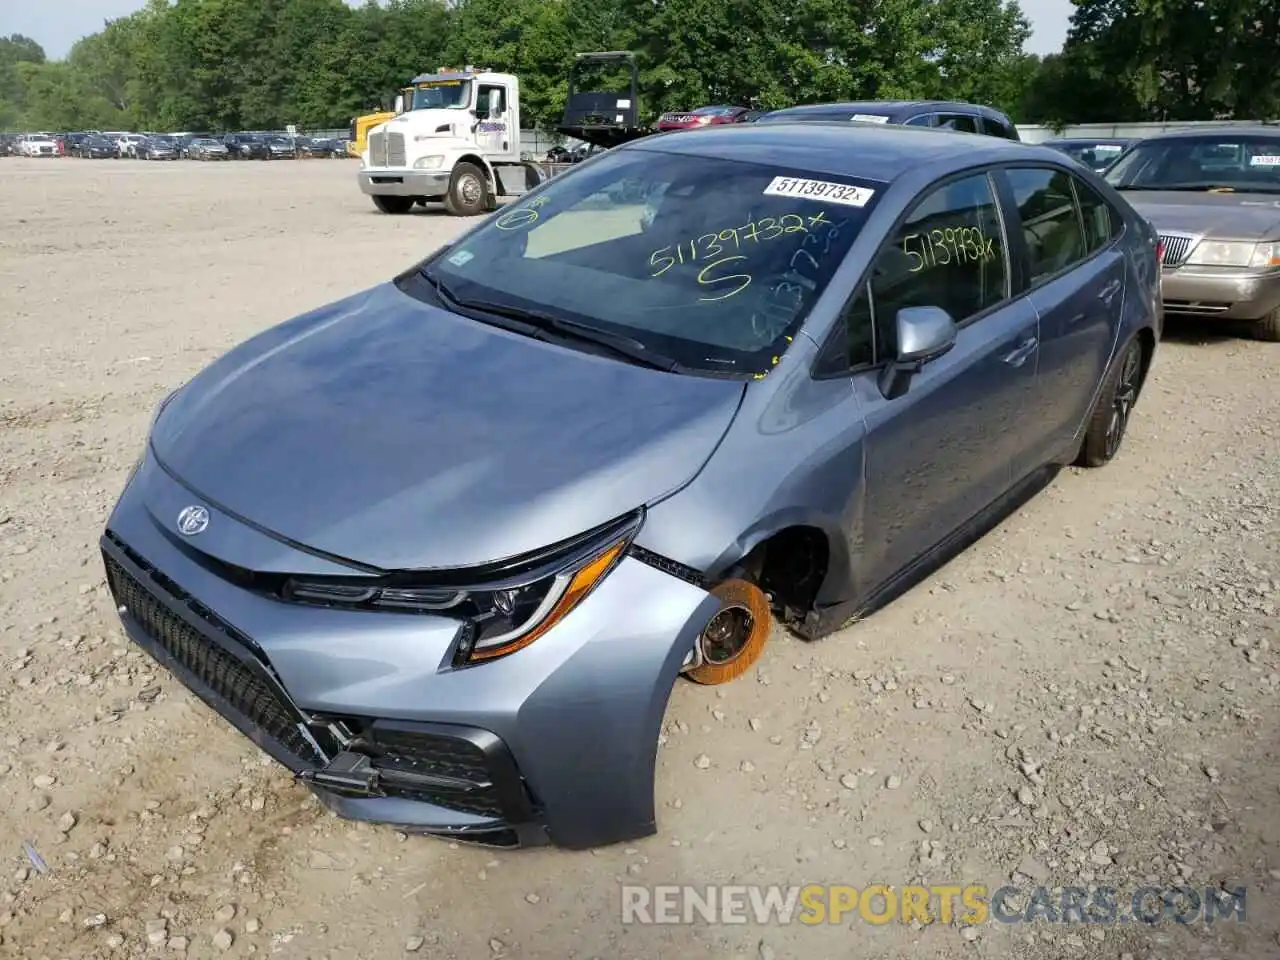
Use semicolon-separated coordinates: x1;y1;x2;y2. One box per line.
79;135;119;159
1041;138;1134;172
224;133;269;159
755;99;1021;140
63;132;91;154
297;136;346;158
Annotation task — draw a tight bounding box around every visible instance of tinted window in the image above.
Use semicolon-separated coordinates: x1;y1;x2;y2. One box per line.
936;114;978;134
982;116;1017;140
826;172;1009;367
1004;168;1087;285
903;114;935;127
1073;177;1120;252
424;149;882;376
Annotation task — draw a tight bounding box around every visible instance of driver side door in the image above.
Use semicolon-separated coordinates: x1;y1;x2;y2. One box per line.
475;83;514;159
840;171;1042;598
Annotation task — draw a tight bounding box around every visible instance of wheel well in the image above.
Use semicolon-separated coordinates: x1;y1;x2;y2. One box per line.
455;154;493;186
733;526;830;620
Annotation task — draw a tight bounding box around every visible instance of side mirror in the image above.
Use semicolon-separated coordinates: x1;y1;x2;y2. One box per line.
487;89;503;118
877;306;958;400
394;94;405;114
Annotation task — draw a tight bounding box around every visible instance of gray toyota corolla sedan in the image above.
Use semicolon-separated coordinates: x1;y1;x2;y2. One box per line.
1102;126;1280;340
102;123;1162;849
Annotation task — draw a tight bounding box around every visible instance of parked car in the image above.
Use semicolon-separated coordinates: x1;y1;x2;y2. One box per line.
79;134;120;159
265;135;297;159
1103;126;1280;341
188;137;230;161
756;100;1021;140
101;122;1159;850
297;136;346;158
656;105;756;131
18;134;58;157
224;133;269;159
115;133;146;157
62;132;91;155
137;136;180;160
1042;138;1134;173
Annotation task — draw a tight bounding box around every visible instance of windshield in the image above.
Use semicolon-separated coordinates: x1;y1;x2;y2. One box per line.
410;80;471;111
693;106;739;117
1104;134;1280;193
425;148;882;376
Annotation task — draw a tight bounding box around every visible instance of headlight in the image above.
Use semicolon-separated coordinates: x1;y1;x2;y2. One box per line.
1185;240;1257;268
413;155;445;170
281;511;643;665
1249;241;1280;269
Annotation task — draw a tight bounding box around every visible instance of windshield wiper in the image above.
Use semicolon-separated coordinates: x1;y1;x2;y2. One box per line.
437;286;683;373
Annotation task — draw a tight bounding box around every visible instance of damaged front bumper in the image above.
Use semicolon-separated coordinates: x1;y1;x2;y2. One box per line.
100;452;719;849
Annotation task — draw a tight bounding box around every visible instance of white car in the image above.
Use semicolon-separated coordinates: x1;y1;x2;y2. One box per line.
19;134;58;157
116;134;146;157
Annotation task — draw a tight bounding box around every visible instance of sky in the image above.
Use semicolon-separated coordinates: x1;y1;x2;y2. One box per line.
2;0;1077;61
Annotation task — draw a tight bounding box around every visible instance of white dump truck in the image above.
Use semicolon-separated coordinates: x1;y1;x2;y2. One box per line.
357;66;547;216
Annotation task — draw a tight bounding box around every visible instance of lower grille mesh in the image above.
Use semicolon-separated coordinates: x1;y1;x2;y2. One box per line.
370;727;506;818
104;553;322;764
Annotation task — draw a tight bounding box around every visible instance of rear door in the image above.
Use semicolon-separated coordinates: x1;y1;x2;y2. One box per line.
826;170;1042;596
995;165;1126;475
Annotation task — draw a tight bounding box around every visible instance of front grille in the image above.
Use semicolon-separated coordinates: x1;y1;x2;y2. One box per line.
386;132;406;167
368;131;387;167
1160;233;1194;267
366;726;507;818
103;551;322;765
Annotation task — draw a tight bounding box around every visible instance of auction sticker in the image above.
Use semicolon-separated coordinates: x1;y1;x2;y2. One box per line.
763;176;875;207
447;249;475;266
850;114;890;124
1249;154;1280;166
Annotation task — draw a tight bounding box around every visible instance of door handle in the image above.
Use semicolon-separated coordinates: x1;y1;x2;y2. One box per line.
1001;336;1038;367
1099;279;1122;306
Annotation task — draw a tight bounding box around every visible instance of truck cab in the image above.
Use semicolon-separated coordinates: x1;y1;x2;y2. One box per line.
357;66;541;216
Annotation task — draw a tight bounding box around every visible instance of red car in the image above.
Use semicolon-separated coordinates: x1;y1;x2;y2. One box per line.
656;105;758;131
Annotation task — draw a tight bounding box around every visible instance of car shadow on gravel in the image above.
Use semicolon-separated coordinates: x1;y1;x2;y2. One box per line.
1161;316;1257;344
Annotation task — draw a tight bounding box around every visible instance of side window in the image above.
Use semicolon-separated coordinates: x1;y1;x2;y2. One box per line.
936;113;978;134
477;84;507;117
982;116;1017;140
1073;177;1121;252
1004;167;1088;285
831;173;1007;366
903;114;936;127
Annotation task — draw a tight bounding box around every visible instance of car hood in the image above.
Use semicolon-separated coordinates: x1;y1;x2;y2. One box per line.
150;282;745;572
1120;190;1280;240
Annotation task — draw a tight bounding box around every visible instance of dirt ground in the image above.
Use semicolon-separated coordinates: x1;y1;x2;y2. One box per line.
0;157;1277;960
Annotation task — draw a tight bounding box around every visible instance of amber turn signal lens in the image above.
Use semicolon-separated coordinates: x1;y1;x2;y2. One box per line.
466;539;628;662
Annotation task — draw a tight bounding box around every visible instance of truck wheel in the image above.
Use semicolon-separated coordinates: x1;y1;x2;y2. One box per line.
445;162;487;216
372;195;415;215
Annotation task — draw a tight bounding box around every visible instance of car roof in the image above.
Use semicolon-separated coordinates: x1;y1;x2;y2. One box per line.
759;100;1009;121
625;121;1035;182
1138;125;1280;142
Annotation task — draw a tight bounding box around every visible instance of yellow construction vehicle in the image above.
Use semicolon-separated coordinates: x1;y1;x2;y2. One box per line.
347;86;415;157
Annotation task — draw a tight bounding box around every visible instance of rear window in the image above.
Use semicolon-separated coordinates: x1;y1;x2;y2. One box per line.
424;148;885;376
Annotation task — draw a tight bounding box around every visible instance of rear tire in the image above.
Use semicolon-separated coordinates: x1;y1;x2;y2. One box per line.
445;162;487;217
1251;308;1280;342
1075;335;1145;468
371;195;415;215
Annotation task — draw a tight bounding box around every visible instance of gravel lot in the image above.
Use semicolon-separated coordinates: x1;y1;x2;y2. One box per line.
0;157;1277;960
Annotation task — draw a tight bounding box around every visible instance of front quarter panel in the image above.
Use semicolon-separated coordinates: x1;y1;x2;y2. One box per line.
635;336;865;606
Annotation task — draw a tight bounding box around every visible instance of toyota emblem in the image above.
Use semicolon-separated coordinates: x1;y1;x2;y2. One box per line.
176;505;210;536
